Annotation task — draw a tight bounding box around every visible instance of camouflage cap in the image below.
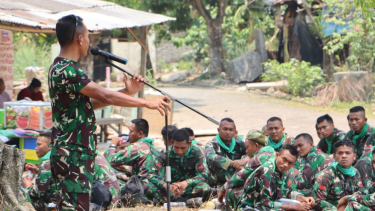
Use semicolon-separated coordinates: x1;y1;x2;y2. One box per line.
246;129;266;145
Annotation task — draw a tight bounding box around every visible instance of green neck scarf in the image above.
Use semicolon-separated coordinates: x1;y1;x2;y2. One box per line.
331;162;356;177
173;146;191;158
41;151;51;161
216;133;236;154
352;123;369;145
191;140;198;145
324;129;336;154
268;134;286;150
140;137;154;145
95;150;101;156
259;146;275;154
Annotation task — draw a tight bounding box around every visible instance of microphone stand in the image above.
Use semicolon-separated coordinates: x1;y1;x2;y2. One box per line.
165;108;171;211
104;59;219;125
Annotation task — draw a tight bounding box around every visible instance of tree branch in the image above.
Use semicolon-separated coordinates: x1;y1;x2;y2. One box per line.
216;0;229;23
190;0;213;23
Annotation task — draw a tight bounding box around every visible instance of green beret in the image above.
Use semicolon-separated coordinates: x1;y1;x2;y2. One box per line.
246;129;266;145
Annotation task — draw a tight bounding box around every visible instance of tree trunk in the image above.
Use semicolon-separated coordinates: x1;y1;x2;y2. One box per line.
207;19;225;77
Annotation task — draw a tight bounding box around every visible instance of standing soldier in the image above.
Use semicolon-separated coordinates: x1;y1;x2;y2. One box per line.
266;117;294;152
49;15;169;211
205;118;248;187
313;139;364;210
146;129;210;205
293;133;333;197
218;129;275;208
316;114;346;155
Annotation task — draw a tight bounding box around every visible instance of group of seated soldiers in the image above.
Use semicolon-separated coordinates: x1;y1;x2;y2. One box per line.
21;105;375;211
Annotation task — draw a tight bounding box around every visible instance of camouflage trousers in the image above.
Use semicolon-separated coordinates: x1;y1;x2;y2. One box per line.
145;182;211;202
344;201;374;211
50;148;95;211
226;186;244;210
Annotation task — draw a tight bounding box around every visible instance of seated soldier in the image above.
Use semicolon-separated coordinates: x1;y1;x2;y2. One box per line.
182;127;201;146
316;114;346;155
161;124;178;147
146;129;210;205
266;117;294;152
239;145;314;211
218;129;276;208
337;147;375;210
293;133;334;197
316;123;321;140
104;134;131;181
205;118;248;187
23;132;57;211
345;106;375;159
313;139;364;210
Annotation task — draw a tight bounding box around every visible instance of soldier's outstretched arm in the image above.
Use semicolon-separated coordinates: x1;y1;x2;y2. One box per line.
110;145;139;168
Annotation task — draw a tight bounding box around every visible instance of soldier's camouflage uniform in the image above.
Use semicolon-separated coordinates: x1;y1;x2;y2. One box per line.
26;152;58;211
104;148;132;178
313;164;364;210
317;128;346;155
265;133;294;152
109;139;153;184
146;145;210;202
205;136;246;186
344;125;375;161
94;153;122;205
294;146;334;197
363;132;375;158
48;57;97;211
239;158;302;211
222;146;275;208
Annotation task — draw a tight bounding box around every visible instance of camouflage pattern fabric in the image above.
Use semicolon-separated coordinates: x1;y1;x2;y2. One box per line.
239;159;302;210
294;146;334;197
103;149;132;177
109;140;153;183
317;128;346;154
50;148;95;211
94;154;121;205
355;156;375;194
27;157;57;210
222;146;276;207
345;125;375;161
363;133;375;158
312;165;363;210
146;145;210;202
345;200;375;211
204;136;246;186
265;134;294;152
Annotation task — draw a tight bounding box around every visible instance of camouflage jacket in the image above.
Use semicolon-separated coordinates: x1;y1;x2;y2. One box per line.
239;159;302;209
221;146;275;192
104;148;132;177
313;165;363;210
317;128;346;155
148;145;209;189
204;136;246;185
355;156;375;194
345;125;375;160
363;133;375;158
265;133;294;152
110;140;153;183
294;146;334;197
94;153;121;204
48;57;97;154
27;154;57;206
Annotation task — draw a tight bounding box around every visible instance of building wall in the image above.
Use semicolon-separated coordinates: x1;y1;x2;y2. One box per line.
155;32;192;67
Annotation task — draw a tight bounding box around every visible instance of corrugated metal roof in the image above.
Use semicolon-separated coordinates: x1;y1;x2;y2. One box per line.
0;0;175;31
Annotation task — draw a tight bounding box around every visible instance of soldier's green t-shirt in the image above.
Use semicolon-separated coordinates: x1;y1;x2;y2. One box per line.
48;57;96;153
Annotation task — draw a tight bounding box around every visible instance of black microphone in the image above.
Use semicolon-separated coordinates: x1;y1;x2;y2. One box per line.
90;46;128;65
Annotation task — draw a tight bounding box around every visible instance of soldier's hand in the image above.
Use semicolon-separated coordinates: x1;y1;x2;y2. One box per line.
121;174;129;181
295;202;310;211
303;196;315;207
337;205;346;211
145;96;171;116
218;190;225;204
111;137;122;146
174;181;188;194
230;160;243;171
26;163;39;174
170;184;180;196
23;178;33;188
123;72;148;95
337;196;348;208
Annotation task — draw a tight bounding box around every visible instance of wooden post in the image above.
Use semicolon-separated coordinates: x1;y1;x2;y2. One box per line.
137;26;147;119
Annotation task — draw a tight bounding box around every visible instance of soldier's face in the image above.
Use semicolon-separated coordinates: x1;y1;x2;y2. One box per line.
294;137;313;158
245;139;259;157
78;23;90;57
349;112;367;134
267;120;285;142
129;123;143;143
173;140;191;157
35;136;51;158
217;121;236;142
275;150;297;173
334;145;356;168
318;120;335;139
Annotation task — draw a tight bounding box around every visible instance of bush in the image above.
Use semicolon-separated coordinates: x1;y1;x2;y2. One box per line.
262;59;326;96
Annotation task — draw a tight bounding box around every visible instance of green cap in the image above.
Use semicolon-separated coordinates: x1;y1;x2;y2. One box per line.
246;129;266;145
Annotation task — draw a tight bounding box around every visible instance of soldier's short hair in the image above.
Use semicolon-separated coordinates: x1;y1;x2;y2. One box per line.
267;117;283;127
317;114;334;125
295;133;313;143
333;139;355;153
56;14;84;47
220;118;236;129
162;124;178;141
39;131;52;144
131;118;149;137
279;144;298;158
350;106;365;113
172;129;189;143
182;127;194;136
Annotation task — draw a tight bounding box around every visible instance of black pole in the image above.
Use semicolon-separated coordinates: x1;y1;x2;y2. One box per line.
104;59;219;125
165;108;171;211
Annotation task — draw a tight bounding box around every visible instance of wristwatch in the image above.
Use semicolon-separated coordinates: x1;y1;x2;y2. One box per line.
109;144;116;149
